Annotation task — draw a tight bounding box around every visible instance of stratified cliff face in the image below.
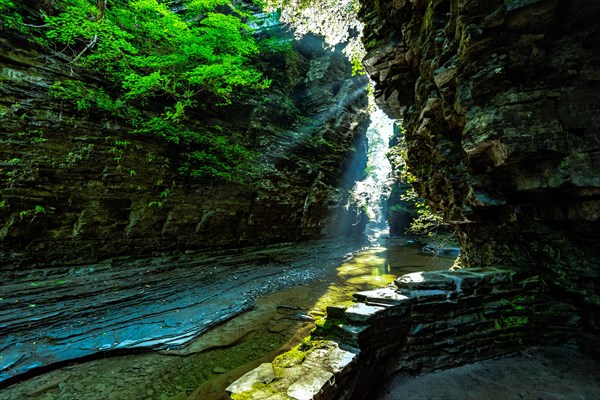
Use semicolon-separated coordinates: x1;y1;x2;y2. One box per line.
359;0;600;331
0;29;369;270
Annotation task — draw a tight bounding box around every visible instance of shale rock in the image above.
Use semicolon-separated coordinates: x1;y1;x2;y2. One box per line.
0;239;361;384
359;0;600;331
0;28;369;271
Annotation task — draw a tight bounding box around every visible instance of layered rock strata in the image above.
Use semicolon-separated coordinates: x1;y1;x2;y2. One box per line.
359;0;600;331
227;268;579;399
0;13;370;385
226;3;600;397
0;29;369;271
0;239;361;385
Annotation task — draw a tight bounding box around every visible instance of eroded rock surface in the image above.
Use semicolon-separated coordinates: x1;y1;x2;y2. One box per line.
359;0;600;331
228;267;583;399
226;341;357;400
0;239;362;385
0;28;369;270
0;19;370;384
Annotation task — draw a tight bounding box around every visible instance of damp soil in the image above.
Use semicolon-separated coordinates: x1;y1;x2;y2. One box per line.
0;239;455;400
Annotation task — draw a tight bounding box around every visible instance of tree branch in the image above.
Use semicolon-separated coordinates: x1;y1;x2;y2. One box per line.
69;35;98;65
22;23;49;28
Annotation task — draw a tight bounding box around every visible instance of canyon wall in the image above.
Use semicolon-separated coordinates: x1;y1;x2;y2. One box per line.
0;28;369;271
223;3;600;398
0;17;371;383
359;0;600;333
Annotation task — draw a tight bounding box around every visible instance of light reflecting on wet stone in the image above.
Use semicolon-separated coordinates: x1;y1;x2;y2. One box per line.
1;241;456;400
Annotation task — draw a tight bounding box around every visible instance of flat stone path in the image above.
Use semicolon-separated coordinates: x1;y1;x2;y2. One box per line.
376;345;600;400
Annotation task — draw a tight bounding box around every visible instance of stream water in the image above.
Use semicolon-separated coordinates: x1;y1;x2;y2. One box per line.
0;240;455;400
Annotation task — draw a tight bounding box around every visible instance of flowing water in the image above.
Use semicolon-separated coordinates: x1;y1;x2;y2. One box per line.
0;240;456;400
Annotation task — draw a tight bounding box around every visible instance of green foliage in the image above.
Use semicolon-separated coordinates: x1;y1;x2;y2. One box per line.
351;55;366;76
18;205;45;221
50;80;126;115
257;35;294;55
63;144;95;167
17;129;48;144
37;0;279;181
148;201;163;208
265;0;366;74
29;130;47;144
132;118;257;182
387;134;447;236
265;0;360;46
0;0;23;30
45;0;269;111
183;0;233;13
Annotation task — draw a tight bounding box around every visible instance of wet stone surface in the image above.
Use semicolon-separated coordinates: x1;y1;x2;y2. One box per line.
0;240;361;385
1;239;455;400
228;265;586;399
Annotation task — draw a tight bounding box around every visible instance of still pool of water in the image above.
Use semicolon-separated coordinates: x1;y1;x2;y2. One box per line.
1;241;455;400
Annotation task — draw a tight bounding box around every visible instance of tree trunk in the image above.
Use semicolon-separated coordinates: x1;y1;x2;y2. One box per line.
97;0;107;19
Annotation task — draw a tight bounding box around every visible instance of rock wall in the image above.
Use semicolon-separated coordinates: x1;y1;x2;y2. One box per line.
226;268;579;399
0;28;369;271
358;0;600;331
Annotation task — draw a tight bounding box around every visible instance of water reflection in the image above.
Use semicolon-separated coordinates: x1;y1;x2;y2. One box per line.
309;240;456;315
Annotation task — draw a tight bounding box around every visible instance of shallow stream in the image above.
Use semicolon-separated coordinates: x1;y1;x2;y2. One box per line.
1;240;455;400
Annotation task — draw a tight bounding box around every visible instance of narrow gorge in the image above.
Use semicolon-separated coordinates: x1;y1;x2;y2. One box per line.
1;0;599;399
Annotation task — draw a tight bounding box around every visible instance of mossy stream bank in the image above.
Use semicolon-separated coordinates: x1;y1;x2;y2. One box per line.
0;240;455;400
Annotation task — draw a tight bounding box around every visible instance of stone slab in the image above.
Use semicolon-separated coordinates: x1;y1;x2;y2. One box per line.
395;271;457;291
354;288;412;305
287;366;333;400
345;303;386;323
225;363;275;395
303;342;357;374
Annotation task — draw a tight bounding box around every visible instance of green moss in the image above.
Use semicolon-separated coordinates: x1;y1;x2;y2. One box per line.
272;338;312;370
230;382;274;400
494;319;502;330
420;1;434;34
310;316;351;344
510;295;535;311
496;315;529;329
311;318;336;338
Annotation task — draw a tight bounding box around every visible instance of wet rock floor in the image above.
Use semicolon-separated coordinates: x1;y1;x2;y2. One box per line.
376;345;600;400
1;239;363;384
1;239;456;400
